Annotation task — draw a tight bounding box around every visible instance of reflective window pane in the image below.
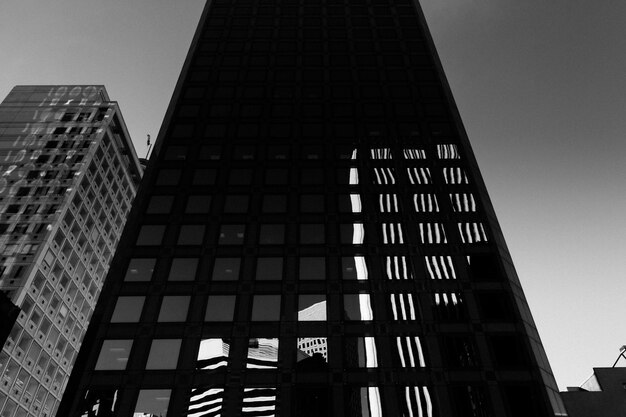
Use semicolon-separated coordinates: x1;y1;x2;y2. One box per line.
262;195;287;213
299;257;325;280
343;387;383;417
247;338;279;368
95;340;132;370
298;295;327;321
300;194;325;212
193;169;217;185
344;294;373;320
111;296;144;323
146;339;181;369
341;256;368;280
219;225;245;244
212;258;240;281
255;258;283;281
224;195;249;213
251;295;281;321
168;258;198;281
297;337;328;364
300;224;325;244
156;169;180;186
134;389;171;416
205;296;236;321
178;225;205;245
158;296;190;322
186;195;211;213
197;338;230;370
146;195;174;214
136;225;165;246
344;337;378;368
124;259;155;282
259;224;285;245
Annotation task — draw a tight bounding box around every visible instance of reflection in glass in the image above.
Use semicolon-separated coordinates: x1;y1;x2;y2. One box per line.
433;292;466;320
246;338;279;369
390;293;418;321
395;336;426;368
219;224;245;244
255;258;283;280
134;389;171;416
344;337;378;368
251;295;281;321
78;388;120;416
187;387;224;417
94;340;132;370
146;339;181;370
136;225;165;246
197;338;230;370
124;258;155;282
385;256;412;280
178;224;205;245
299;257;325;280
297;337;327;362
168;258;198;281
400;386;434;417
344;386;383;417
342;256;368;280
298;295;326;321
212;258;240;281
243;388;277;416
343;294;373;321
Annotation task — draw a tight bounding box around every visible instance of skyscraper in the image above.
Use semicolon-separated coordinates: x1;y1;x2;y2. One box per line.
0;86;142;417
59;1;565;416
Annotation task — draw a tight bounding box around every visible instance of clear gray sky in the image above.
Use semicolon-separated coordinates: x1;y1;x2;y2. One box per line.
2;0;625;390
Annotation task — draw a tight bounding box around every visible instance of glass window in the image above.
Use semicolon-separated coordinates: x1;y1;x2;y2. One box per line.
251;295;281;321
301;145;323;159
186;195;211;213
341;223;365;244
298;295;327;321
247;338;279;368
265;169;288;185
205;296;236;321
212;258;240;281
299;258;325;280
300;168;324;184
259;224;285;245
336;167;359;185
124;259;155;282
219;225;245;244
344;337;378;368
342;256;368;280
136;225;165;246
262;195;287;213
134;389;171;416
158;296;190;322
197;338;230;370
338;194;362;213
199;145;221;160
145;339;181;369
146;196;174;214
267;145;290;159
255;258;283;281
178;225;205;245
156;169;181;186
297;337;328;365
233;145;255;160
164;146;187;161
300;224;325;244
111;296;145;323
229;169;253;185
344;294;373;320
300;195;324;212
168;258;198;281
224;195;249;213
193;169;217;185
95;340;132;370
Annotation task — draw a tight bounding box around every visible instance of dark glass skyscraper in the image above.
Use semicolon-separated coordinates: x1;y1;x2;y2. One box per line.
59;1;565;416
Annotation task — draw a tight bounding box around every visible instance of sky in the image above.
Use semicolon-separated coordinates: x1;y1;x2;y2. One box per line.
2;0;626;390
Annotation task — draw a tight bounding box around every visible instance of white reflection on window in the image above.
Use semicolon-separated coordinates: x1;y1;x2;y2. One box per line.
403;149;426;159
437;144;460;159
298;337;328;360
396;336;426;368
187;387;223;417
370;148;392;159
390;293;417;320
246;338;279;369
404;386;434;417
407;167;431;185
457;222;488;243
243;388;277;415
425;256;456;280
372;167;396;184
197;338;229;370
385;256;412;280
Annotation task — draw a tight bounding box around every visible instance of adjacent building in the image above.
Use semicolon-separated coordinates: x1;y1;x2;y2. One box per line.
0;86;142;417
561;367;626;416
59;1;565;416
